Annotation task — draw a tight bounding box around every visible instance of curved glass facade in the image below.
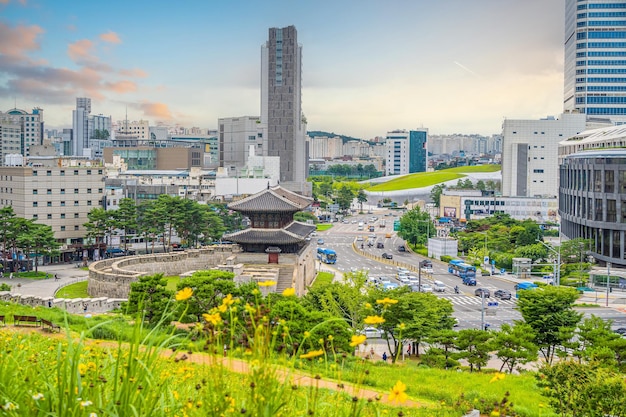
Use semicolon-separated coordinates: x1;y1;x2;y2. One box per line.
559;149;626;267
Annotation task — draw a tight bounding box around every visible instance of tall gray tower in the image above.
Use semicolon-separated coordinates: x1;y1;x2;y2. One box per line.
261;26;308;191
72;97;91;156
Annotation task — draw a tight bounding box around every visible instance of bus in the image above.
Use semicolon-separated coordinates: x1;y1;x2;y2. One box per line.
514;281;538;298
448;261;477;280
317;248;337;264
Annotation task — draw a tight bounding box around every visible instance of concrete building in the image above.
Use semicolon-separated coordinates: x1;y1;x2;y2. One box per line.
72;98;91;156
564;0;626;123
385;129;428;176
116;119;150;141
500;113;611;198
103;146;206;170
261;25;309;194
0;108;44;164
0;156;105;261
218;116;266;170
309;135;343;159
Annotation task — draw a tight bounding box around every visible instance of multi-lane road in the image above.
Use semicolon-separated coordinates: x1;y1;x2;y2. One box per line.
316;211;626;331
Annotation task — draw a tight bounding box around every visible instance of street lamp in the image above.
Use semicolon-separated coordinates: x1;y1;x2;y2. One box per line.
536;239;561;286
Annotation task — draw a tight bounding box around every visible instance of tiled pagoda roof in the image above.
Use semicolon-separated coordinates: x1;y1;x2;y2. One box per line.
223;221;316;245
228;186;313;213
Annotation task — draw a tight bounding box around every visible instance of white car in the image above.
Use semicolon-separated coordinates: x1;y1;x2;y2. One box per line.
408;278;419;286
356;236;364;241
398;276;411;284
362;327;385;338
420;284;433;293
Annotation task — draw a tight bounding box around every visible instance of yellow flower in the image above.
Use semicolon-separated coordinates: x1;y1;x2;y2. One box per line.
365;303;372;309
398;323;406;330
282;287;296;297
78;363;87;376
350;334;367;347
222;294;235;307
364;315;385;325
303;331;311;338
489;372;506;383
258;280;277;287
328;335;333;341
376;297;398;306
202;313;222;325
490;411;501;417
388;381;408;404
300;349;324;359
175;287;193;301
218;304;228;313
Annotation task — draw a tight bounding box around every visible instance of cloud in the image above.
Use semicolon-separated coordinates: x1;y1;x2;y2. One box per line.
135;101;173;120
67;39;94;63
0;21;44;60
119;68;148;78
105;80;137;93
99;31;121;44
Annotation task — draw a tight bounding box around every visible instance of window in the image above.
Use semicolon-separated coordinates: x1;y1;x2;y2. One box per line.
86;170;91;175
60;213;65;219
87;188;92;194
74;225;79;231
32;189;38;195
47;214;52;219
60;170;65;176
74;201;79;206
33;171;37;176
74;213;79;218
60;201;65;206
98;169;103;175
47;189;52;194
98;188;103;193
60;226;65;231
74;170;79;175
46;170;51;176
60;189;65;194
47;201;52;207
33;202;38;207
74;188;79;194
32;214;38;219
87;200;92;206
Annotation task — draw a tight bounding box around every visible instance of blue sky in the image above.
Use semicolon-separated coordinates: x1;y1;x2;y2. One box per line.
0;0;565;138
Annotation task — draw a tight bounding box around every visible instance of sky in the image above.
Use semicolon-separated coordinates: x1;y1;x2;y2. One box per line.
0;0;565;139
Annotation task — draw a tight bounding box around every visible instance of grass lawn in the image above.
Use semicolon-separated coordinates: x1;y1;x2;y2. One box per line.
311;271;334;289
444;164;501;173
55;281;89;298
317;223;333;231
367;171;465;192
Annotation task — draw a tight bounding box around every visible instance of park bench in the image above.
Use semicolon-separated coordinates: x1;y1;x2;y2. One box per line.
13;315;40;327
40;318;61;333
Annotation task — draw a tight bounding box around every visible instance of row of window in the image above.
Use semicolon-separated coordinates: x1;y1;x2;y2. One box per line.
32;169;103;176
578;42;626;48
33;188;102;194
33;200;100;207
578;12;626;18
578;85;626;91
578;60;626;65
560;195;625;224
578;32;626;40
578;3;626;10
33;213;80;219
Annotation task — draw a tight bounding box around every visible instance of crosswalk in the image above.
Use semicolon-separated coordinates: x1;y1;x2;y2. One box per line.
438;294;517;308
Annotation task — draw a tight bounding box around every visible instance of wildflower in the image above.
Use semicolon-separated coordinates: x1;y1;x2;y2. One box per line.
202;313;222;325
2;402;18;411
222;294;235;307
244;304;256;315
175;287;193;301
397;323;406;330
32;393;44;401
258;280;276;287
89;413;98;417
490;411;501;417
489;372;506;383
364;315;385;325
388;381;408;404
328;335;333;341
300;349;324;359
376;297;398;306
78;363;87;376
303;331;311;338
365;302;372;309
80;400;93;407
350;335;367;347
319;338;324;345
282;287;296;297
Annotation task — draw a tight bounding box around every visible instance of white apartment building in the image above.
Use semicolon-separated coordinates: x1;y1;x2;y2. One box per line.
0;156;106;259
308;136;343;159
343;140;370;158
0;107;44;163
385;130;409;175
218;116;266;170
116;119;150;140
501;112;609;198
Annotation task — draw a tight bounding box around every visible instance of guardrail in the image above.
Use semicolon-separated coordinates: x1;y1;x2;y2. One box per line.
351;241;433;281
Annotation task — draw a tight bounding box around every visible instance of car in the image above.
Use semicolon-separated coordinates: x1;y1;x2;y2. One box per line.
361;326;385;338
420;284;433;293
376;242;384;249
385;233;392;238
310;231;317;237
317;238;324;245
475;288;491;298
356;236;363;241
398;245;406;252
433;281;446;292
494;289;512;300
614;328;626;336
342;219;349;223
398;276;411;284
382;253;393;259
368;233;376;239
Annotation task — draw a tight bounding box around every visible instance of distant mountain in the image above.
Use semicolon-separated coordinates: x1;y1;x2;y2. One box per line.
307;131;365;144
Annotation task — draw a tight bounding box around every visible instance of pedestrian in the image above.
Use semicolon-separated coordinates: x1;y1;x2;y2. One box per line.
48;300;52;308
382;352;388;362
407;345;411;356
9;272;13;280
54;274;59;280
45;273;49;279
369;347;375;359
83;303;88;313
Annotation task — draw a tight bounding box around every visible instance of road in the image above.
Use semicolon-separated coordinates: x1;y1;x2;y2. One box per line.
316;210;626;331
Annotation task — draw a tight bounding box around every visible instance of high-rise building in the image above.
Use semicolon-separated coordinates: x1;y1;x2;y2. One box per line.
384;129;428;176
72;97;91;156
564;0;626;122
261;26;308;192
0;107;44;165
218;116;265;171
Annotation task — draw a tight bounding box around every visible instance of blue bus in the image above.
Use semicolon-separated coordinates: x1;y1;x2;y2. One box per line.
448;261;477;280
317;248;337;264
514;281;539;298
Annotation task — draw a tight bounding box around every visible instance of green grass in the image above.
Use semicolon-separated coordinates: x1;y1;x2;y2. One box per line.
311;271;334;289
317;223;333;231
367;171;465;192
11;271;48;279
55;281;89;298
444;165;501;173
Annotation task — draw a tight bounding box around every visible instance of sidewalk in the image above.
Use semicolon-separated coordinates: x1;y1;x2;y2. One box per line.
0;263;89;298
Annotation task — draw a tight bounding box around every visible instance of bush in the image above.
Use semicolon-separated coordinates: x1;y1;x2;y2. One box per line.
87;324;119;340
441;255;453;263
0;283;10;291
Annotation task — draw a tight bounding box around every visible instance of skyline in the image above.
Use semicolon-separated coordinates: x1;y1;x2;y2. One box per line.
1;0;565;138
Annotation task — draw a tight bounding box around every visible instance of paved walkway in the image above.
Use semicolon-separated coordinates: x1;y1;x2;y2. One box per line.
0;263;89;298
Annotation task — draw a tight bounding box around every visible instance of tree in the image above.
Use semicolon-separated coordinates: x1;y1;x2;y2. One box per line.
517;286;582;364
454;329;493;372
84;207;114;249
113;198;137;252
122;273;173;324
430;184;446;208
425;329;459;369
397;206;433;246
336;185;355;212
0;206;16;272
475;180;486;191
492;322;538;373
356;189;368;213
29;223;60;272
572;315;621;364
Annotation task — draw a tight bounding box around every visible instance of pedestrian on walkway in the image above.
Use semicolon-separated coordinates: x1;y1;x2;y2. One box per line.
369;347;375;359
9;272;13;280
45;273;49;279
382;352;388;362
54;274;59;280
83;303;88;313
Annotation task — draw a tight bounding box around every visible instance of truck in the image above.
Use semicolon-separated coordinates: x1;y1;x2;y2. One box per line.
358;222;364;231
379;219;386;228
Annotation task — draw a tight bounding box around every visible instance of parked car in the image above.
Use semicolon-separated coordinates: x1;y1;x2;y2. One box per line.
494;289;512;300
356;236;363;241
382;253;393;259
361;326;385;338
385;233;392;238
474;288;491;298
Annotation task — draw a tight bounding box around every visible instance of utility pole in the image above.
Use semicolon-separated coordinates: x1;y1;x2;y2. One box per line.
480;291;485;330
607;262;611;307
